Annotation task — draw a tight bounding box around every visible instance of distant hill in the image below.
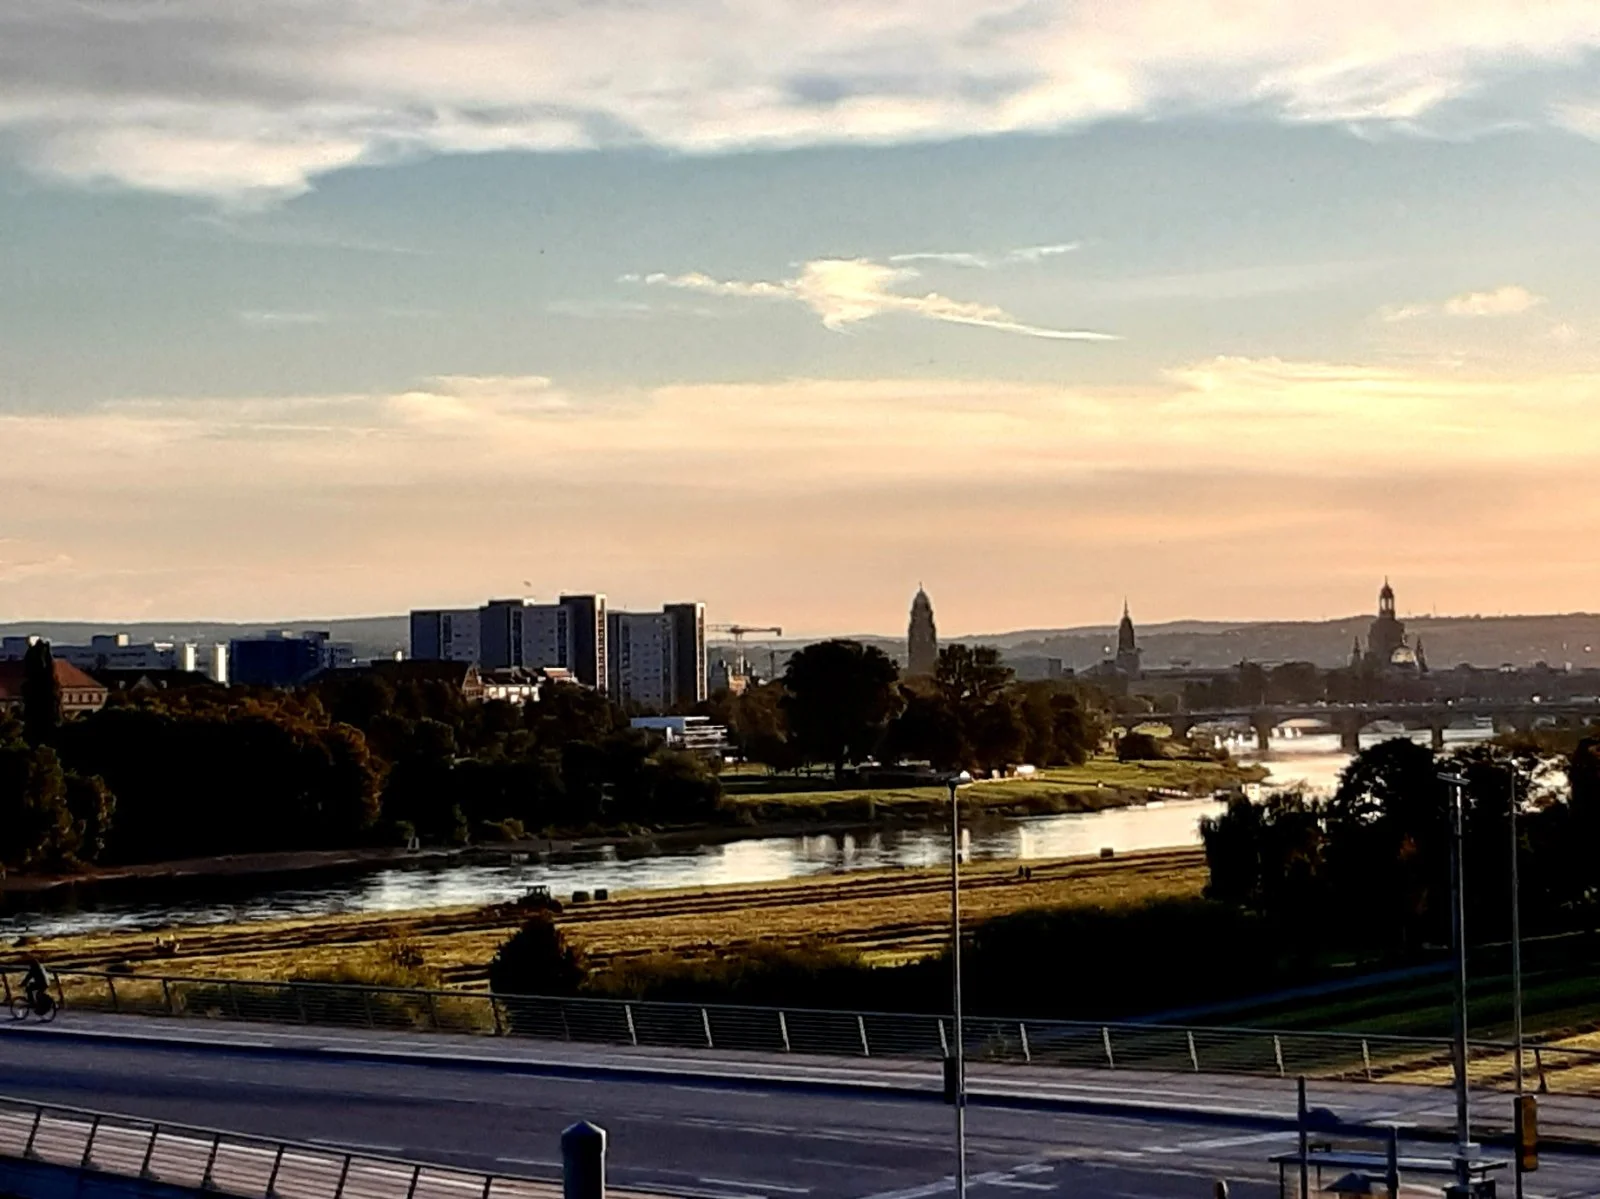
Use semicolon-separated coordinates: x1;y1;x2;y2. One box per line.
724;613;1600;676
8;611;1599;675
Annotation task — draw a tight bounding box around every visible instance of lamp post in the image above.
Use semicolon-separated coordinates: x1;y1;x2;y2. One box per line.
1508;763;1525;1199
947;769;972;1199
1438;771;1472;1189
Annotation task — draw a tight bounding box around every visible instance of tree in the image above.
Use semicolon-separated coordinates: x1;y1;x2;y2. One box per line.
780;640;901;776
932;644;1025;772
488;914;586;995
0;740;78;870
1116;730;1164;761
21;640;61;747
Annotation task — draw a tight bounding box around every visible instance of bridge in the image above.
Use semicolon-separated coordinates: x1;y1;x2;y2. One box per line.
1166;698;1600;752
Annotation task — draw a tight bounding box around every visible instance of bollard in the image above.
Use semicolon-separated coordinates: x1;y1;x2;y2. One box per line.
562;1121;607;1199
1213;1181;1229;1199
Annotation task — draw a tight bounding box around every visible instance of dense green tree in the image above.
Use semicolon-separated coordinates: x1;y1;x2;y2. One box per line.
488;914;586;995
780;640;901;776
0;740;77;869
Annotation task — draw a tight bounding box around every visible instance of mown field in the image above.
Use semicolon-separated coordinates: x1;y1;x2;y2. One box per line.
8;847;1210;988
721;757;1264;823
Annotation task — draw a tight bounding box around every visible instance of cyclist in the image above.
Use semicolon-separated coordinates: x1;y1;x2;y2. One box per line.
21;960;51;1015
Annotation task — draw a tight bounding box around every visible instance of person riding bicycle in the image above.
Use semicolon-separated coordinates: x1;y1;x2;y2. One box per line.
21;960;49;1012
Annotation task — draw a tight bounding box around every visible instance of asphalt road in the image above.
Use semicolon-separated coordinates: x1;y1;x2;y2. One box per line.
0;1022;1595;1199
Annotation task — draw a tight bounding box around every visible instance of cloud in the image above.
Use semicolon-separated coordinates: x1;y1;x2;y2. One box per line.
5;360;1600;622
639;258;1117;341
1442;285;1546;317
1380;285;1546;321
3;3;1600;198
888;242;1080;269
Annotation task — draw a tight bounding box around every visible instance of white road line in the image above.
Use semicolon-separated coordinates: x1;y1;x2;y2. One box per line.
985;1181;1054;1191
700;1178;811;1193
1144;1131;1292;1154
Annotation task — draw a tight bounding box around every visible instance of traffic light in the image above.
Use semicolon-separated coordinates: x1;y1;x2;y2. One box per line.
943;1056;963;1105
1515;1094;1538;1173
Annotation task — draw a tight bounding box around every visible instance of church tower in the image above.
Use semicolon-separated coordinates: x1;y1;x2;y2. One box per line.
1366;578;1407;666
1115;600;1142;677
907;587;938;676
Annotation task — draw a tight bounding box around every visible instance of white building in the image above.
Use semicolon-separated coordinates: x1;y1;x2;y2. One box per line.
409;609;480;664
411;595;608;691
630;715;728;756
1;632;201;673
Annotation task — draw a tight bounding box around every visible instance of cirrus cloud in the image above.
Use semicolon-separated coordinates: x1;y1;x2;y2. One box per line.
1380;284;1547;322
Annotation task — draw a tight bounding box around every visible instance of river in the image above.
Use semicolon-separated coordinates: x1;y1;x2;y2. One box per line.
0;727;1490;939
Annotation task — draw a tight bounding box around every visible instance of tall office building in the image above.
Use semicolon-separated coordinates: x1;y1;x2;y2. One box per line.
607;611;673;709
662;602;707;706
559;594;607;691
907;587;938;676
477;599;529;669
409;609;481;664
608;602;706;711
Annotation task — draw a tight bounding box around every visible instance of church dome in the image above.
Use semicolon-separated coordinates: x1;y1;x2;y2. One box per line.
1390;645;1418;667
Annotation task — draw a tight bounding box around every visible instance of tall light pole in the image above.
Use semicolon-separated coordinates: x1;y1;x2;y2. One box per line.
1508;762;1525;1199
947;769;972;1199
1439;771;1472;1189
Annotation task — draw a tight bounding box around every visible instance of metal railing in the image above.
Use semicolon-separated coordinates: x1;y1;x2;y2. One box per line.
0;1092;557;1199
8;965;1600;1098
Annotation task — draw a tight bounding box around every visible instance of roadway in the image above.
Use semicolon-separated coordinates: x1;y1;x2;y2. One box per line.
2;1017;1597;1199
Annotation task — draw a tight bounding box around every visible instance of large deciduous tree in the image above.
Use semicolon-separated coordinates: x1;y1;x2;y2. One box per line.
780;640;901;776
21;640;61;747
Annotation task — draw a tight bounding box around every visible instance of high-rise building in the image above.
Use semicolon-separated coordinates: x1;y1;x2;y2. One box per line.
521;602;573;672
409;609;481;664
559;594;607;691
663;602;707;706
478;599;529;669
607;602;706;710
608;611;673;709
907;587;938;676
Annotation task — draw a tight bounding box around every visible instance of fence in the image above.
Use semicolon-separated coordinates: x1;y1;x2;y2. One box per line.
8;966;1600;1098
0;1092;558;1199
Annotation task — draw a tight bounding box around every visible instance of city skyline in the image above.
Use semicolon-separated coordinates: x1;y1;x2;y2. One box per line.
4;4;1600;631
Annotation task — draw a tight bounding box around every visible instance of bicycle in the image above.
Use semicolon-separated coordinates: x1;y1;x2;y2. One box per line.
8;992;58;1023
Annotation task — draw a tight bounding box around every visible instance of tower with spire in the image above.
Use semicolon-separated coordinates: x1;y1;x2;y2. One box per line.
1114;600;1142;678
907;586;938;676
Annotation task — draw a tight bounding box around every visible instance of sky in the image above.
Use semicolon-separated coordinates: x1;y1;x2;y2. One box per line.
3;2;1600;636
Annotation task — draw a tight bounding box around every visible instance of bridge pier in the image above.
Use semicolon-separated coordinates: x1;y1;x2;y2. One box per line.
1337;713;1364;753
1430;722;1446;752
1170;713;1193;740
1252;713;1276;754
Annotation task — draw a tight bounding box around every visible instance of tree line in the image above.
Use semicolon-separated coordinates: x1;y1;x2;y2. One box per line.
0;636;1112;873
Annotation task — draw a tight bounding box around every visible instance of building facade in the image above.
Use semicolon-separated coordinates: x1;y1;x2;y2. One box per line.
229;631;354;687
907;587;938;676
607;602;707;710
409;609;481;664
2;633;199;673
413;595;610;691
0;658;109;716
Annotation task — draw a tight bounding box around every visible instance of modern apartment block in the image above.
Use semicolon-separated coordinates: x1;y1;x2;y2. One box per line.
229;630;354;687
412;595;609;690
607;602;705;711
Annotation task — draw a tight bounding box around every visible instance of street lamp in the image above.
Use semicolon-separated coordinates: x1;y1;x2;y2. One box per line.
946;769;973;1199
1438;771;1473;1190
1507;763;1525;1199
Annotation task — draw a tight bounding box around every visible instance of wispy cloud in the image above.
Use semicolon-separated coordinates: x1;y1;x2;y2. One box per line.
635;258;1117;341
1380;285;1546;322
3;3;1600;198
237;310;330;327
888;242;1080;269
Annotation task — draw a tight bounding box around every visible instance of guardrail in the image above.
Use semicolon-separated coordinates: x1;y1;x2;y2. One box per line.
7;965;1600;1098
0;1092;557;1199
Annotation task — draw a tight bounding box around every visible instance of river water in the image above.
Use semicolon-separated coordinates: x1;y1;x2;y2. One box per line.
0;728;1490;939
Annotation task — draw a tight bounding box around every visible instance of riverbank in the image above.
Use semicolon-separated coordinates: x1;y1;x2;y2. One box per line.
4;846;1210;986
1;755;1258;899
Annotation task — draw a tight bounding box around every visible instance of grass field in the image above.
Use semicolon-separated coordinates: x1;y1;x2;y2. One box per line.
721;757;1263;823
9;847;1210;988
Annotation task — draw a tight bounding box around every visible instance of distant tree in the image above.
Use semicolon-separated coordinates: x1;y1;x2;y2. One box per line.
21;641;61;747
781;640;901;776
488;914;586;996
933;644;1024;772
1116;730;1165;761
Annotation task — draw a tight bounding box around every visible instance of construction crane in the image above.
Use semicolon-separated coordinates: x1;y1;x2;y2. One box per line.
709;624;783;686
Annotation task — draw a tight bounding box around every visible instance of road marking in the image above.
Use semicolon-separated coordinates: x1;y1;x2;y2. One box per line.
645;1185;766;1199
699;1179;810;1194
497;1156;561;1168
1144;1131;1291;1154
985;1181;1054;1191
309;1138;406;1154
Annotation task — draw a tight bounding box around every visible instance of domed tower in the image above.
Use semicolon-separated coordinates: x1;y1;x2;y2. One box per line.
907;586;938;676
1366;578;1407;666
1115;600;1142;677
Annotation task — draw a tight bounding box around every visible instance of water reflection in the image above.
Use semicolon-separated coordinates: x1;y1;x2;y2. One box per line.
0;728;1491;940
